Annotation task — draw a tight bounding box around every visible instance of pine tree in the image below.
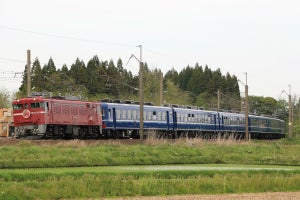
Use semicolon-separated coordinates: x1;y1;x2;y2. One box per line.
86;55;103;96
31;58;44;92
17;65;28;97
69;58;87;86
42;57;56;76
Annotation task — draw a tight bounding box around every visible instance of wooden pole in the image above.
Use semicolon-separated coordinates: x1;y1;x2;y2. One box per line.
27;50;31;96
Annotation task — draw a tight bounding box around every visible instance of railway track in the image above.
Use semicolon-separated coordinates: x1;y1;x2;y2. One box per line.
0;137;146;146
0;136;279;147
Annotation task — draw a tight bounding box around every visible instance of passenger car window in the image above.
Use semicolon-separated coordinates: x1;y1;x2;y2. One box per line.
132;110;137;120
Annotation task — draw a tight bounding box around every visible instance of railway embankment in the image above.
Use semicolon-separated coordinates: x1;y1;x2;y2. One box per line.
1;137;300;168
0;137;300;199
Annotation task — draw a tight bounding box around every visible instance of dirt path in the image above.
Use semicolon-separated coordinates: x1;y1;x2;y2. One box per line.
110;192;300;200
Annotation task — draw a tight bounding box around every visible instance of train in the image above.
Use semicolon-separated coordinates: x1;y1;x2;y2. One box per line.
11;94;286;139
12;94;102;139
101;99;285;139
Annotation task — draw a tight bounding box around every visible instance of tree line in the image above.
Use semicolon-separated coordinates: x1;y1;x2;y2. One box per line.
15;55;289;121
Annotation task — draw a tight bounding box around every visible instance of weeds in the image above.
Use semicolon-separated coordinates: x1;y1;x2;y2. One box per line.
1;138;300;199
0;171;300;199
1;138;300;168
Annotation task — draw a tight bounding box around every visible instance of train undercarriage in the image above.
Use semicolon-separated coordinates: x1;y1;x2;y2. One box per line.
14;126;285;140
14;124;103;139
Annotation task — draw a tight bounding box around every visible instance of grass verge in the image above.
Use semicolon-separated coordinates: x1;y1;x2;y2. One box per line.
1;138;300;168
1;138;300;199
1;167;300;199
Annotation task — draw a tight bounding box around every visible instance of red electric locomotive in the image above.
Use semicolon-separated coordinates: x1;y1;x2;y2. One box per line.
12;94;102;139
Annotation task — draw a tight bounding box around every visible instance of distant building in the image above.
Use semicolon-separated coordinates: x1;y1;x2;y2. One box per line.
0;108;14;137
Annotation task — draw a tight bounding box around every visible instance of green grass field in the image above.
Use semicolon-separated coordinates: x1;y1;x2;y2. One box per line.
0;137;300;199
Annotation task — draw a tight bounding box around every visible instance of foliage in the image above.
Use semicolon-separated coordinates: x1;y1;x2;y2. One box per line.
163;80;192;105
249;96;282;117
16;55;291;120
0;88;11;108
165;64;241;110
18;56;140;100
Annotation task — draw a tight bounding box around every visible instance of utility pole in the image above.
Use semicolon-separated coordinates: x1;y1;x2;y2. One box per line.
281;86;293;138
239;73;249;140
160;72;163;106
27;50;31;97
245;78;249;141
138;45;144;141
217;89;220;111
288;85;292;138
126;45;144;141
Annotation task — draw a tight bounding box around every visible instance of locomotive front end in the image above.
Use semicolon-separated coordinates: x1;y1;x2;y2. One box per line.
12;96;47;137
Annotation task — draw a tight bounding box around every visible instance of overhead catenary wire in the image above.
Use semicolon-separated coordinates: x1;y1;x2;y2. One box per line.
0;25;257;97
0;25;204;72
0;25;135;48
0;57;26;63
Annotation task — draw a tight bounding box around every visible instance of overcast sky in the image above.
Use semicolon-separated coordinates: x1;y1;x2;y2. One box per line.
1;0;299;100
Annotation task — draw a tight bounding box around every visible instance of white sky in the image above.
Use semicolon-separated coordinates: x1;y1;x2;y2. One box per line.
0;0;299;100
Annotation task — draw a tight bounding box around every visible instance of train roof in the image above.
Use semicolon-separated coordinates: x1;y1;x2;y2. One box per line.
218;111;246;116
101;101;172;110
100;98;154;105
248;114;284;121
172;107;218;114
13;95;99;104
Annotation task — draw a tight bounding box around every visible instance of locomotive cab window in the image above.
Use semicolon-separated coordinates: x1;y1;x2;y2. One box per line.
13;104;23;110
30;102;45;109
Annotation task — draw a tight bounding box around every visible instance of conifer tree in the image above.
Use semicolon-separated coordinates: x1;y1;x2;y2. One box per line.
69;58;87;86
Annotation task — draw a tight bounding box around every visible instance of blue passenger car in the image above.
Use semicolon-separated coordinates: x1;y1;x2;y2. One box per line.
249;115;285;139
218;112;246;136
172;107;218;137
101;102;173;138
100;99;286;140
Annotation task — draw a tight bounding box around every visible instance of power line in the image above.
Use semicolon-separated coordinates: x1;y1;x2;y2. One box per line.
1;25;199;70
0;57;26;63
0;70;16;74
0;71;23;79
0;56;67;68
1;25;232;78
1;25;135;48
0;79;22;82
